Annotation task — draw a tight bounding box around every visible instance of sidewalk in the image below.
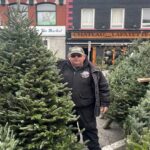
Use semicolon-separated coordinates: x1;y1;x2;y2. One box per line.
96;117;126;150
98;70;126;149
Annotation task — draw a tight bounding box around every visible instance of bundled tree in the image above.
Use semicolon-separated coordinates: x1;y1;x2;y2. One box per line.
0;8;84;149
106;40;150;126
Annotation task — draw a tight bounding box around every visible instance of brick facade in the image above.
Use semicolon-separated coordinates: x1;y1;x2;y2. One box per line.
0;0;67;26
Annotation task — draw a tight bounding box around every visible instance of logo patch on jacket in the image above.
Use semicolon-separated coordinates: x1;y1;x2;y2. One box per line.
81;71;90;78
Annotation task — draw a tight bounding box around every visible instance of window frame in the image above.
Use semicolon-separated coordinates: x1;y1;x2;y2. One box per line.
81;8;95;29
36;3;56;26
110;8;125;29
8;3;28;18
141;8;150;28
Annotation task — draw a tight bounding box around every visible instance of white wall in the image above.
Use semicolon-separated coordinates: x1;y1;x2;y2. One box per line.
42;36;66;59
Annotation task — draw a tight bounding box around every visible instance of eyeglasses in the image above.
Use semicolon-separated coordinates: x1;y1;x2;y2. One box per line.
70;53;82;58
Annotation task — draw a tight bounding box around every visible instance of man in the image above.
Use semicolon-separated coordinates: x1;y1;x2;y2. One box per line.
57;46;109;150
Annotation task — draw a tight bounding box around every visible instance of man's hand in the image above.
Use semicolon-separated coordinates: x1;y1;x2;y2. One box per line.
100;106;108;113
100;106;109;119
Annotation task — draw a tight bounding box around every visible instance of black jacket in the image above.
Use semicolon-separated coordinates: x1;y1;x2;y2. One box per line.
57;58;110;116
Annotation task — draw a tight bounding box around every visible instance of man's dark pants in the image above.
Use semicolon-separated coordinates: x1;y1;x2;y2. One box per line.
73;104;101;150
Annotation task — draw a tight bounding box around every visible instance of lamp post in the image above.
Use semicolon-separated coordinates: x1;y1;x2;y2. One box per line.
88;41;91;60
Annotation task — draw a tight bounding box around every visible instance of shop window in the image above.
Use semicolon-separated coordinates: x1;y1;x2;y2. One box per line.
9;4;28;18
110;8;125;29
141;8;150;28
37;3;56;26
81;8;95;29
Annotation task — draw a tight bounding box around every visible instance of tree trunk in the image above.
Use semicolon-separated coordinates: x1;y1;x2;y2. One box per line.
103;118;113;129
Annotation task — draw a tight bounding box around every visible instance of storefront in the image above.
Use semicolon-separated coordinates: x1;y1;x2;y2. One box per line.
36;26;66;59
66;30;150;65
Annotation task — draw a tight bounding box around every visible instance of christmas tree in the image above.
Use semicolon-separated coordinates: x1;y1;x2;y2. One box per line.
125;85;150;150
106;40;150;125
0;8;84;149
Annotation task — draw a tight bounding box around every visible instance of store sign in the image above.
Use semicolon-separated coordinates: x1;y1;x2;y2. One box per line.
36;26;66;36
71;31;150;39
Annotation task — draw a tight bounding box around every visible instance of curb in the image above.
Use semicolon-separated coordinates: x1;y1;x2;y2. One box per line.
102;139;126;150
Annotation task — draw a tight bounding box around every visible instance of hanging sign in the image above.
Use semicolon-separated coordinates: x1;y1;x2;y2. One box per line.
71;31;150;39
